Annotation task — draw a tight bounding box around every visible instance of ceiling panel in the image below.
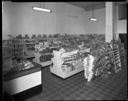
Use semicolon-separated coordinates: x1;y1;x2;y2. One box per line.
66;2;105;11
66;2;127;11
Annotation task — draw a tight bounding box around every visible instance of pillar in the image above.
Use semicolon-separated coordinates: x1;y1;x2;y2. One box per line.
114;3;118;40
105;2;118;42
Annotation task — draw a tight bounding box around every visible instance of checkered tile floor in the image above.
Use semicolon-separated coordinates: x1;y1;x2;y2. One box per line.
26;53;127;101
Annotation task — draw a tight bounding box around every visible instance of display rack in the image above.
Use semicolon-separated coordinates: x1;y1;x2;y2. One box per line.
3;39;36;59
2;40;13;59
112;43;121;73
50;49;85;79
33;44;53;67
10;39;23;58
105;44;114;67
23;39;38;51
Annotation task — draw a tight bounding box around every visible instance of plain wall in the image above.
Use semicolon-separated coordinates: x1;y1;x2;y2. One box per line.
2;2;57;39
117;20;127;33
2;2;87;39
84;8;106;34
84;7;127;35
2;2;127;40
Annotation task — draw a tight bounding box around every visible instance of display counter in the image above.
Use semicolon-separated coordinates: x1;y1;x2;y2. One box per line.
50;48;90;79
3;62;42;98
33;45;54;67
33;52;53;67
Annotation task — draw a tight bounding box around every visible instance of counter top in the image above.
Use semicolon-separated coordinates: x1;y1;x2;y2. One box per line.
4;62;42;82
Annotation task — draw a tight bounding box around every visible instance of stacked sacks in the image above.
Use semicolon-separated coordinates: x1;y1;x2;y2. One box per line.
89;41;104;78
83;40;115;81
83;54;95;82
83;39;102;82
92;42;114;78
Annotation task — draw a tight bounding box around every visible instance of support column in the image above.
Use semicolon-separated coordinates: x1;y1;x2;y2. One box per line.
113;3;118;40
105;2;118;42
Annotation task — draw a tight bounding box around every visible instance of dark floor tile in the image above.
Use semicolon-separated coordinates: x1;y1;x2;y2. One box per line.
26;61;127;101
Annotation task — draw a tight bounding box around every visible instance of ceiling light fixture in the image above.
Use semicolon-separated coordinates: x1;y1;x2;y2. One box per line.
32;2;52;13
89;18;97;21
89;4;97;21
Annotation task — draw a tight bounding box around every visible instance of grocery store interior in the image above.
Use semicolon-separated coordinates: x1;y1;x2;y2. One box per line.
2;1;127;101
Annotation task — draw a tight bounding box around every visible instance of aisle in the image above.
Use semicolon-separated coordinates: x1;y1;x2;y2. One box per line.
26;65;127;100
26;51;127;100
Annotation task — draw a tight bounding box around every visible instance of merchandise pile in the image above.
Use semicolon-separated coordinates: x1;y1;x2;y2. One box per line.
87;39;124;79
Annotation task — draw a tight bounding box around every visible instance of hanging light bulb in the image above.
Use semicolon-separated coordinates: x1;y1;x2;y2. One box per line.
89;4;97;21
32;2;52;13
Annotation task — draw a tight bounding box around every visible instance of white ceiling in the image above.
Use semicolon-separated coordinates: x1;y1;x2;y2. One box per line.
66;2;127;11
